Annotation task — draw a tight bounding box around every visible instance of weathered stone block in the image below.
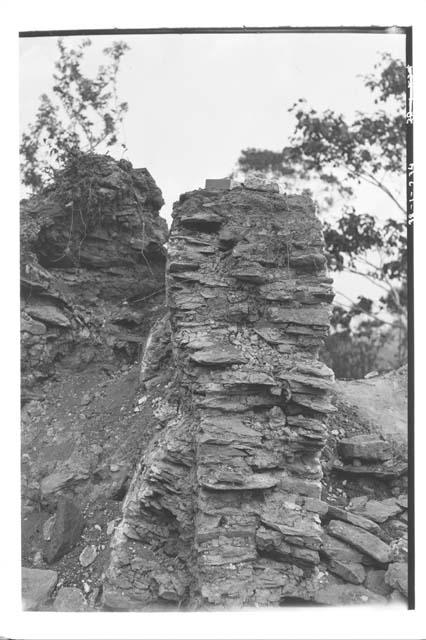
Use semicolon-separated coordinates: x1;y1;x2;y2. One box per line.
328;520;392;564
385;562;408;597
53;586;87;611
45;496;84;563
22;567;57;611
338;435;393;462
26;304;71;328
327;558;366;585
321;532;365;564
40;467;89;495
205;178;240;190
189;347;247;366
327;504;383;536
359;498;403;524
365;569;392;596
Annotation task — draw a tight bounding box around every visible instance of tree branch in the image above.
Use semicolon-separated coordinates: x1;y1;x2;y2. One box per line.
343;267;391;294
359;170;406;215
334;291;403;328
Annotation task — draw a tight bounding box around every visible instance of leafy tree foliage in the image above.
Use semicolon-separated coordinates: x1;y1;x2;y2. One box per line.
238;53;405;210
21;38;130;192
320;329;389;380
236;53;407;372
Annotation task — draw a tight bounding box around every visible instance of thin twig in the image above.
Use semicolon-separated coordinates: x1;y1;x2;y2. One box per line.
128;286;166;304
335;290;404;328
358;170;405;215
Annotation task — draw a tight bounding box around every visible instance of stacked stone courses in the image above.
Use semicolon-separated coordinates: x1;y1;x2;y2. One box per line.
103;179;406;609
104;180;340;608
169;183;335;605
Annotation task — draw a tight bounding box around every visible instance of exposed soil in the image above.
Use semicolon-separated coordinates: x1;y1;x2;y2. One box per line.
321;367;408;508
21;359;161;608
334;366;407;441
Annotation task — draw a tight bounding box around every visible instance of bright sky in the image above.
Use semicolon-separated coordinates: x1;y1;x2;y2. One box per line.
20;32;406;308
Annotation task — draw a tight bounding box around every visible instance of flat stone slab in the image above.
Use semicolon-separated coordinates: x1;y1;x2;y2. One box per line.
268;305;330;327
180;211;223;227
338;435;392;462
201;473;279;491
293;362;334;380
321;533;365;564
40;468;89;495
22;567;58;611
190;347;247;366
348;495;369;511
26;304;71;328
205;178;240;190
304;498;329;515
327;504;382;536
230;265;270;284
21;316;47;335
327;558;366;585
327;520;392;564
333;459;407;478
289;252;327;269
284;371;334;392
358;498;403;524
221;370;276;387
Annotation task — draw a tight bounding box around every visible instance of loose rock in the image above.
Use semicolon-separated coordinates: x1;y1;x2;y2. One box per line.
53;587;88;611
327;559;366;585
22;567;57;611
360;499;403;524
45;496;84;563
40;468;89;495
365;569;392;596
338;436;392;462
79;544;98;567
327;520;392;564
385;562;408;598
327;504;382;536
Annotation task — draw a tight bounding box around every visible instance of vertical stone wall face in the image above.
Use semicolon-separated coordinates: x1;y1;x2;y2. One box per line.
170;184;335;606
104;183;337;608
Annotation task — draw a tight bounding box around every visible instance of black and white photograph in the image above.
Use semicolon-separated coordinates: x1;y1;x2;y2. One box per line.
1;3;424;639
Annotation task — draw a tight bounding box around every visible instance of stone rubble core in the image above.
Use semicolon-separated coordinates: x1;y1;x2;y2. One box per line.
103;182;395;609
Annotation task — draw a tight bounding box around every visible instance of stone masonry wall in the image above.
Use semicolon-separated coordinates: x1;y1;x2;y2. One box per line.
103;179;342;608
